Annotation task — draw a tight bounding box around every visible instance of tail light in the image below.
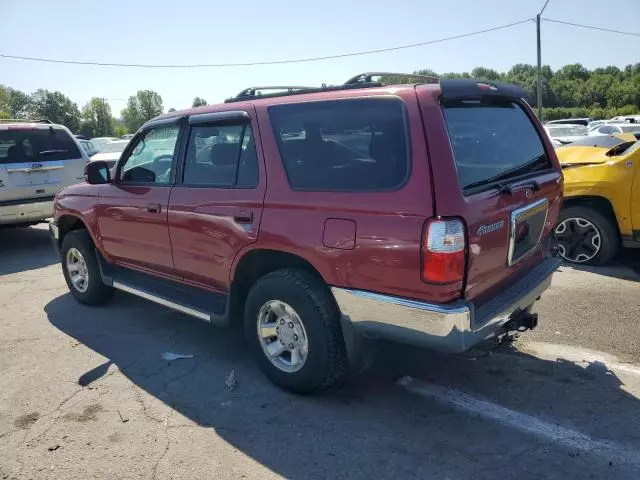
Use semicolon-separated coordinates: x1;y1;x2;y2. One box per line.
422;218;466;284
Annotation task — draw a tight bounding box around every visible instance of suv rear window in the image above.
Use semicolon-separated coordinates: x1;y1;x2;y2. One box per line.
443;100;551;193
269;98;409;191
0;127;82;164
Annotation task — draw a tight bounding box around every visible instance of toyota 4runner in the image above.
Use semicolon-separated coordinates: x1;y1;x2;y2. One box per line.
50;74;562;393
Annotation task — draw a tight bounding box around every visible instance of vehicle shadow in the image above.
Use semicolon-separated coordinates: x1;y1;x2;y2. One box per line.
0;225;58;276
563;248;640;282
44;293;640;479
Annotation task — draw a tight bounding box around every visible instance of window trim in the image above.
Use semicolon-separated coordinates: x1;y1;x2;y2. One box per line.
177;114;259;190
267;96;412;193
115;119;185;186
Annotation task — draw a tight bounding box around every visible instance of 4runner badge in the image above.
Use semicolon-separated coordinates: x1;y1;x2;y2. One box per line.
477;220;505;236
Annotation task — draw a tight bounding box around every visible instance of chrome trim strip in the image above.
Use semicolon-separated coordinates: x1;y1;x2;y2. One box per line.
347;290;470;314
112;281;211;322
507;198;549;266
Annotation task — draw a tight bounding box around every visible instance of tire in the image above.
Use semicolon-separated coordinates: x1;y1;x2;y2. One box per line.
244;269;348;394
554;206;619;266
61;229;114;305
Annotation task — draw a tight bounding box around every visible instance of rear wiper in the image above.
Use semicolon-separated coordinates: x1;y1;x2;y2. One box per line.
463;155;548;193
39;149;69;156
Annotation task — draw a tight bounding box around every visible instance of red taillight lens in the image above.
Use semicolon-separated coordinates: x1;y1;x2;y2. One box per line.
422;219;466;284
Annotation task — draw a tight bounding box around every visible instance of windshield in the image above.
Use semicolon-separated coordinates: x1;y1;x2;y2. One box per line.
443;100;551;192
0;127;82;164
620;125;640;133
98;141;129;153
546;125;587;137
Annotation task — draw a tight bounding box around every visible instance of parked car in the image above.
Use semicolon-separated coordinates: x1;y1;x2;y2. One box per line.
88;140;129;168
588;123;640;136
544;124;587;145
554;133;640;264
89;137;119;149
120;134;134;140
78;139;98;157
546;118;592;127
0;119;88;227
50;75;562;393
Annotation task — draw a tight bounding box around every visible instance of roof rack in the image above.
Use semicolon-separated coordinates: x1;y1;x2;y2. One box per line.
344;72;439;85
226;86;315;103
0;118;53;124
224;72;438;103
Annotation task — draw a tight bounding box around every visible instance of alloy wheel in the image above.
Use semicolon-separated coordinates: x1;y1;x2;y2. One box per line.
256;300;309;373
554;217;601;263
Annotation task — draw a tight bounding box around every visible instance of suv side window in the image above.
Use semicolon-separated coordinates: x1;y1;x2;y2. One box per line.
268;98;409;191
120;125;180;184
182;123;258;188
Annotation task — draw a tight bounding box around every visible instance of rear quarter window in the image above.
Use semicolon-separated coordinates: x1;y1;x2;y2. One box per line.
268;97;409;191
443;100;551;192
0;127;82;164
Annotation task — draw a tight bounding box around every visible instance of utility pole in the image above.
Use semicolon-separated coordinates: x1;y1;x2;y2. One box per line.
537;0;551;120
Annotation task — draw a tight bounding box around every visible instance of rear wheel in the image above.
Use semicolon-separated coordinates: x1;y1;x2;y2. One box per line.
244;269;348;394
554;206;618;265
61;230;114;305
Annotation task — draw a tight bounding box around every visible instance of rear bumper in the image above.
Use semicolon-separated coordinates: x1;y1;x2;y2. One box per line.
331;256;561;353
0;197;54;225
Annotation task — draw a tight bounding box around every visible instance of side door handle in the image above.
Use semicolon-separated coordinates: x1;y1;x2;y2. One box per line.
233;211;253;224
147;203;161;214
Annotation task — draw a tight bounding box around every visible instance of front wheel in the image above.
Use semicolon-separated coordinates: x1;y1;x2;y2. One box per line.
244;269;348;394
61;230;115;305
554;206;619;265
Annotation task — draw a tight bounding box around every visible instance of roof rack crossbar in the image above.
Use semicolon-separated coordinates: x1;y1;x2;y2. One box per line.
231;85;315;99
0;118;53;124
344;72;440;85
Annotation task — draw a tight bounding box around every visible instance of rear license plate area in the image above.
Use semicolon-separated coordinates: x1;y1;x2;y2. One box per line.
508;199;548;265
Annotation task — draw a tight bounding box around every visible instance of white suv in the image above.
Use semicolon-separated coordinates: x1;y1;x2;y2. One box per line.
0;120;88;227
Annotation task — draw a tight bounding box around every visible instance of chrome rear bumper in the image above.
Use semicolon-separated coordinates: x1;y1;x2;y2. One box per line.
331;257;561;353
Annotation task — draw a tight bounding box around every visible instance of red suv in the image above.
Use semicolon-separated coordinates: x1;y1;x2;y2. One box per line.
50;74;562;393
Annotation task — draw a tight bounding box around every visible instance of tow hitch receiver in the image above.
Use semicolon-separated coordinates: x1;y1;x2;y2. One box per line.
504;308;539;333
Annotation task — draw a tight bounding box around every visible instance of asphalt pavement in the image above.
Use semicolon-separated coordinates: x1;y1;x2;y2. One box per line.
1;225;639;480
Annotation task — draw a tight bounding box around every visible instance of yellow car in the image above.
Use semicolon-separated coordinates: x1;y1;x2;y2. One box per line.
555;133;640;264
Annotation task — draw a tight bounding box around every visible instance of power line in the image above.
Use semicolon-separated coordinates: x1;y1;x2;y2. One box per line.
542;18;640;37
0;19;532;69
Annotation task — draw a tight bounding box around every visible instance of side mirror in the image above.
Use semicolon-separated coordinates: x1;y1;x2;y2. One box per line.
85;161;111;184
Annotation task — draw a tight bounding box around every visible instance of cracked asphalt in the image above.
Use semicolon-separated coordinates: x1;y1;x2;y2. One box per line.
1;224;640;479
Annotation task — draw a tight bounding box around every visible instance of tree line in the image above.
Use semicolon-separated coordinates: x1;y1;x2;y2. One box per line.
2;62;639;134
0;87;208;138
387;62;640;120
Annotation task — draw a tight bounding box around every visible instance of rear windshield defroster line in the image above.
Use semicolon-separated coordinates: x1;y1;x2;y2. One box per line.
442;100;552;194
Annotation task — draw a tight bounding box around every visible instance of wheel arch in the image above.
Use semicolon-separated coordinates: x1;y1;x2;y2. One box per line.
228;248;331;325
561;196;621;238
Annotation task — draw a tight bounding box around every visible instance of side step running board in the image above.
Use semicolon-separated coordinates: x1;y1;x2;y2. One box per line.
112;281;212;322
96;252;229;326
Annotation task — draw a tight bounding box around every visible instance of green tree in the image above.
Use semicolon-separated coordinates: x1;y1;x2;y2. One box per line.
28;89;81;131
114;124;127;137
121;90;163;132
191;97;207;107
80;98;114;138
168;107;176;112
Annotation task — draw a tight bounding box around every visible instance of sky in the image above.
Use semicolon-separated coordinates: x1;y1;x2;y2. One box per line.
1;0;639;116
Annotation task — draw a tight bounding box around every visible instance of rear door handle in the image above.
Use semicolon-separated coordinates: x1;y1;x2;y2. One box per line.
147;203;161;214
233;211;253;224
